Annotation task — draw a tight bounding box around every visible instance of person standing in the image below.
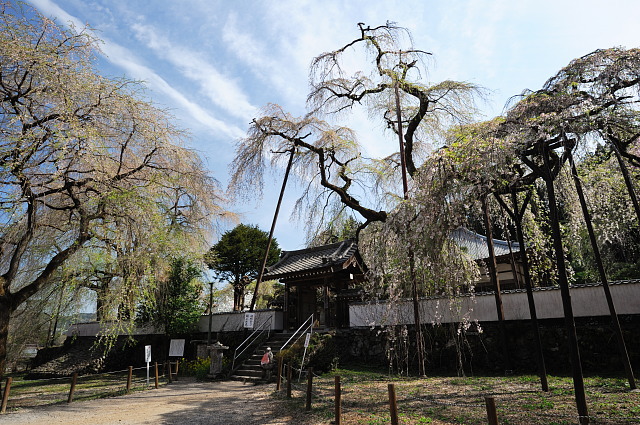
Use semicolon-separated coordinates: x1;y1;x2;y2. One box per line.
260;347;274;381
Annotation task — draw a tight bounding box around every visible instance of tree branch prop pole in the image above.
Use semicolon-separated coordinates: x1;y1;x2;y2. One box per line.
482;195;511;373
531;144;589;424
495;190;549;391
394;82;409;198
207;281;213;345
568;151;636;390
610;141;640;223
395;80;425;376
250;147;295;312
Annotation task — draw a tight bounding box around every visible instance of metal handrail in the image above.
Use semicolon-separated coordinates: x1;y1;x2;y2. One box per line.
231;315;273;371
280;314;314;352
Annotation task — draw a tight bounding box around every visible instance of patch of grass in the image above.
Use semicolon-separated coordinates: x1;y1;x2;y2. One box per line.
521;396;554;410
517;374;539;384
449;377;474;386
272;369;640;425
3;371;168;411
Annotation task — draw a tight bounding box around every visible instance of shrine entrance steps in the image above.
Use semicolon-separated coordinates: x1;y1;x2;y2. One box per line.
228;332;292;383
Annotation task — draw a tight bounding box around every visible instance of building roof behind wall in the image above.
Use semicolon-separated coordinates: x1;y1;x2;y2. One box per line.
451;227;520;261
264;239;361;281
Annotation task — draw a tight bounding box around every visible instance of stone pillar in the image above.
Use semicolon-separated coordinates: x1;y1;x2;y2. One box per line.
208;341;229;378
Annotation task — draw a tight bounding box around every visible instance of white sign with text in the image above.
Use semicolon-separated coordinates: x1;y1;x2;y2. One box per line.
243;312;255;329
168;339;185;357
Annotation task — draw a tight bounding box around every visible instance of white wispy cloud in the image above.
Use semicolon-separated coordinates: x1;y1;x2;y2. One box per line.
132;22;258;122
26;0;245;140
28;0;83;29
100;42;245;140
220;13;302;106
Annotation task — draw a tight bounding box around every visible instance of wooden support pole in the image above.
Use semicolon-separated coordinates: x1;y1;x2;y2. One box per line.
485;396;498;425
250;147;295;312
388;383;399;425
126;366;133;393
305;367;313;411
610;141;640;223
168;361;173;383
495;190;549;392
569;153;637;390
276;357;283;391
68;373;78;403
540;148;589;424
154;362;159;389
286;364;292;399
482;195;511;373
335;376;342;425
1;377;12;414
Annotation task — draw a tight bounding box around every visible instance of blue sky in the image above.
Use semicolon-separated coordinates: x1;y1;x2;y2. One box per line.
27;0;640;251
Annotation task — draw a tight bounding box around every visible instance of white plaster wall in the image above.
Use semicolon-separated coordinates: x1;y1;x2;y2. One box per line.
197;310;283;332
66;322;162;337
349;282;640;327
67;310;284;336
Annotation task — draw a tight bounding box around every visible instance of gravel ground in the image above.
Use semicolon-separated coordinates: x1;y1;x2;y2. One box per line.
0;378;324;425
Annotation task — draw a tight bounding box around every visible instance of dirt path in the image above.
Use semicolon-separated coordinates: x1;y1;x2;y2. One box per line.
0;378;323;425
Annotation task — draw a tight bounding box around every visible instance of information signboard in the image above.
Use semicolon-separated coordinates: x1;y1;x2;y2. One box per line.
144;345;152;363
243;312;255;329
144;345;152;386
168;339;185;357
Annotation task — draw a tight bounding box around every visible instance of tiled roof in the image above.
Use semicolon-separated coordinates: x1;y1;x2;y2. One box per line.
264;239;359;280
451;227;520;261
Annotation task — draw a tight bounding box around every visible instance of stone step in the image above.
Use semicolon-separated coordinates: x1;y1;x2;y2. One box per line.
234;368;263;377
229;332;295;381
228;375;263;384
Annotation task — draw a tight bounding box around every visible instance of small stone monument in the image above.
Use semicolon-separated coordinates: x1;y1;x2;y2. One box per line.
208;341;229;378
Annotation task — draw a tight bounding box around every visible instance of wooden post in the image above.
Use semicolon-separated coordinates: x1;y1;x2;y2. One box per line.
494;190;549;392
250;147;295;312
610;141;640;223
569;153;636;390
482;195;511;373
175;359;179;376
276;357;283;391
305;367;313;411
522;146;590;424
1;377;12;414
154;362;159;389
286;364;292;399
542;149;589;425
485;396;498;425
68;373;78;403
388;383;399;425
335;376;342;425
126;366;133;393
168;361;173;383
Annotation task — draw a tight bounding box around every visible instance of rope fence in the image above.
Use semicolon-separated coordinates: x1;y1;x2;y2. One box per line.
3;360;638;424
274;364;640;425
0;360;181;413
